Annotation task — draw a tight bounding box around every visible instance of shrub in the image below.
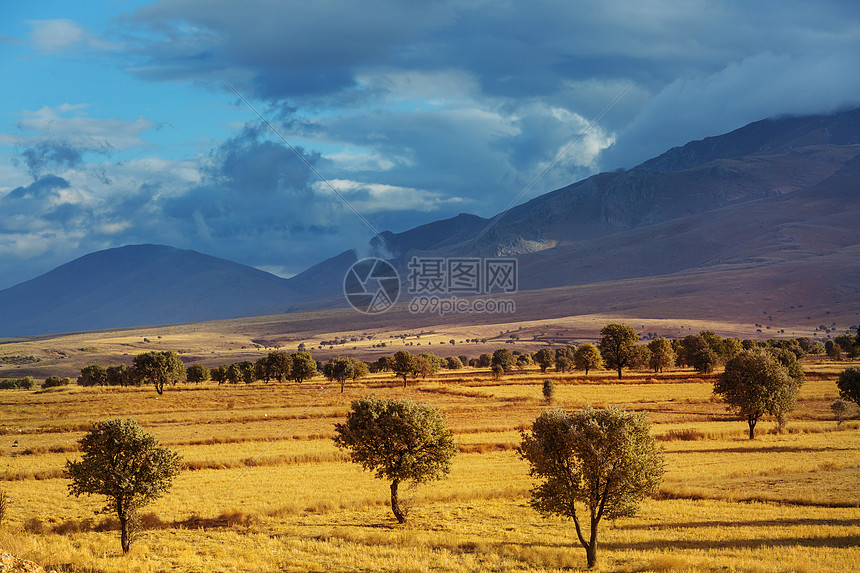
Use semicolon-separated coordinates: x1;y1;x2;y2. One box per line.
831;399;850;426
42;376;71;389
542;379;555;404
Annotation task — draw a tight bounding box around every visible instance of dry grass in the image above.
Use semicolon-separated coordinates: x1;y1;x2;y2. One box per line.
0;356;858;572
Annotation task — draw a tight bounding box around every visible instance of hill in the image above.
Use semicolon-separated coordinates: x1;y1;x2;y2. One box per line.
0;245;303;336
1;108;859;337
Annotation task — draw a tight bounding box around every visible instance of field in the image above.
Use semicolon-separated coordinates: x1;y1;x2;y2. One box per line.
0;357;859;572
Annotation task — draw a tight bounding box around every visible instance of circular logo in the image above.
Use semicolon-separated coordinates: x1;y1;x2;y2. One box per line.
343;258;400;314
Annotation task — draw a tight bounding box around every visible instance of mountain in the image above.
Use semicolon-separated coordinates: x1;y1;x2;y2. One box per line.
2;108;859;337
0;245;304;336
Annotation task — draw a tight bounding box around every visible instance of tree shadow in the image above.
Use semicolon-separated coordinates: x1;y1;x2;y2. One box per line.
615;517;860;530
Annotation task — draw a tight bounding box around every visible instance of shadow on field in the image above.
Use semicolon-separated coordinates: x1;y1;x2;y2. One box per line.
667;445;848;455
598;535;860;552
615;517;860;530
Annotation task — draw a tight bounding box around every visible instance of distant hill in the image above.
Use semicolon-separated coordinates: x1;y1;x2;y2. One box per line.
0;245;302;336
2;108;859;337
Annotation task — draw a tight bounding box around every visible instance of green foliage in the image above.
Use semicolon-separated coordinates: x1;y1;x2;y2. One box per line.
520;406;665;568
534;348;554;373
647;338;675;373
714;350;804;439
554;345;575;373
836;367;860;407
333;397;455;523
476;353;492;368
132;351;185;394
491;348;516;373
627;345;651;370
599;323;638;379
446;356;463;369
831;399;850;426
186;364;210;384
324;356;355;392
393;350;419;387
78;364;107;387
0;376;36;390
573;343;602;375
106;365;132;386
679;334;718;373
65;419;182;552
417;353;442;379
289;351;317;383
542;379;555;403
42;376;71;389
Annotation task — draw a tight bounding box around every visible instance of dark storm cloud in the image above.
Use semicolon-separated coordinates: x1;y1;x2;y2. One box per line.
20;141;85;179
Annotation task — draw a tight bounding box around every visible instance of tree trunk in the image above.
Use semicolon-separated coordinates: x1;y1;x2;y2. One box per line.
390;479;406;524
616;367;622;379
585;542;597;568
155;381;164;395
748;416;757;439
402;376;407;388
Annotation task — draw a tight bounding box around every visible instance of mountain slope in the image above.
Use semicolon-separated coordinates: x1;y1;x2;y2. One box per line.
0;245;301;336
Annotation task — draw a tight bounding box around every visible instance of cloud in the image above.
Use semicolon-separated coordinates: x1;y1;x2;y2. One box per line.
602;51;860;168
28;19;119;53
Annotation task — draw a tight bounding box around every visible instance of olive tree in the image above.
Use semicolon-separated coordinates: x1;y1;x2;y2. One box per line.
65;419;182;553
132;351;185;394
185;364;210;384
520;406;665;568
599;324;638;379
837;367;860;407
289;351;317;383
333;397;456;523
393;350;419;387
574;343;602;375
534;348;555;373
323;356;355;392
713;350;804;439
647;338;675;373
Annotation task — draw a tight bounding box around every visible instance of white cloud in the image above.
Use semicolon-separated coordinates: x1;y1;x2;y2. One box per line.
315;179;467;213
28;19;119;54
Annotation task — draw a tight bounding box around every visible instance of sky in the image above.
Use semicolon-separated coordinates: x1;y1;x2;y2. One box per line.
1;0;859;289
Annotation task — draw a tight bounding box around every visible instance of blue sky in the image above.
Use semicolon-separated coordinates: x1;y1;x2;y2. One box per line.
1;0;859;288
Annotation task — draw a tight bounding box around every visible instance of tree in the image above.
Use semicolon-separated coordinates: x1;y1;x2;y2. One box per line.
393;350;419;387
554;346;576;373
324;356;355;393
186;364;210;384
542;379;555;404
78;365;107;387
713;350;804;439
333;397;456;523
574;343;603;376
65;419;182;553
825;340;842;360
105;365;131;387
210;365;228;384
350;358;370;381
476;353;492;368
599;324;638;379
836;367;860;407
132;351;185;394
534;348;555;373
446;356;463;370
627;345;651;370
268;351;292;382
417;353;442;379
647;338;674;373
492;348;516;374
678;334;717;373
520;406;665;568
835;335;858;359
289;352;317;383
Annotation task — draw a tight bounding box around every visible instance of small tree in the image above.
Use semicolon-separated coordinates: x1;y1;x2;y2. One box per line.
289;351;317;383
647;338;675;373
542;379;555;404
713;350;804;439
574;343;602;375
520;406;665;568
186;364;210;384
599;324;637;379
393;350;419;387
555;346;576;373
831;399;850;426
132;351;185;394
534;348;554;373
417;353;442;379
333;397;456;523
65;419;182;553
837;367;860;407
78;365;107;387
324;356;355;393
679;335;717;373
492;348;516;374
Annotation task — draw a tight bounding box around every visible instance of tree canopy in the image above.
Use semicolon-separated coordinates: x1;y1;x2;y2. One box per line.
520;406;665;568
65;419;182;553
713;349;804;438
333;396;455;523
598;324;638;379
132;351;185;394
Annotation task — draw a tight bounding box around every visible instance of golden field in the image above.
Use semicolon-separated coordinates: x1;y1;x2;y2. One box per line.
0;358;858;572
